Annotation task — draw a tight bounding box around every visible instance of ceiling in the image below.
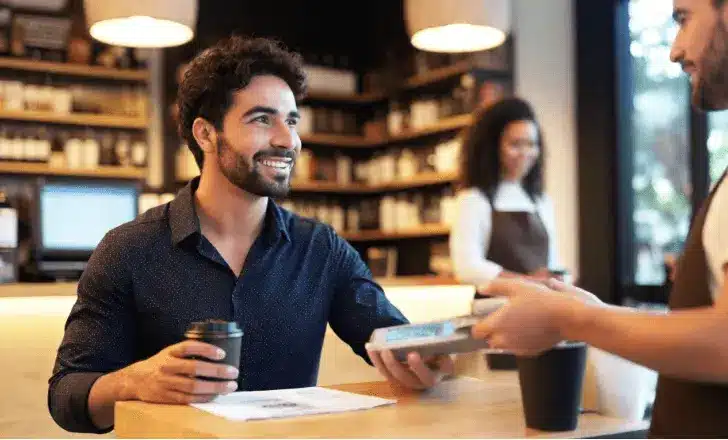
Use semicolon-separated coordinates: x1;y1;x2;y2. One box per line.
192;0;413;70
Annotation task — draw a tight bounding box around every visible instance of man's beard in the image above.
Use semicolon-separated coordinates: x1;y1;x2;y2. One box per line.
216;136;294;198
694;19;728;111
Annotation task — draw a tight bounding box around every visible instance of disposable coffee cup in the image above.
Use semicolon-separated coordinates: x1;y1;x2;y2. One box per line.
184;320;243;384
516;341;587;432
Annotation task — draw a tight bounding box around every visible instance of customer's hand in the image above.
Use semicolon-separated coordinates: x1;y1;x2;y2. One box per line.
367;349;454;391
471;278;591;356
528;267;552;281
122;340;239;404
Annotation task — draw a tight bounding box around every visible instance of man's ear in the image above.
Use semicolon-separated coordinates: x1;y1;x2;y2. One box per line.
192;117;217;155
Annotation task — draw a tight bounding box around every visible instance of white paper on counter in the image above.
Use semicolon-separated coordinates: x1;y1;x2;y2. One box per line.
190;387;397;421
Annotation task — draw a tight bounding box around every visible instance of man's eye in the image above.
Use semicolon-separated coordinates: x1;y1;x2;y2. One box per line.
674;12;686;26
252;115;271;124
287;118;299;127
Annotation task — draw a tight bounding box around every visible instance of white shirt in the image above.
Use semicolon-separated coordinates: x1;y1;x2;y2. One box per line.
449;183;560;286
702;176;728;300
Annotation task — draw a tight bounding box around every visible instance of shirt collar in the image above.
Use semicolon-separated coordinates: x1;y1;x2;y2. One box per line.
169;176;291;246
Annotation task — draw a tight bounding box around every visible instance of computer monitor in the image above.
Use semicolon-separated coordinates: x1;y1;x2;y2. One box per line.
32;178;139;279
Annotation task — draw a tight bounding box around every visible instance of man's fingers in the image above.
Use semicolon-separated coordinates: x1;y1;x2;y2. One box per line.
471;308;503;340
161;357;239;380
167;340;226;361
406;352;437;388
159;374;238;395
380;350;426;390
436;354;455;376
368;349;398;384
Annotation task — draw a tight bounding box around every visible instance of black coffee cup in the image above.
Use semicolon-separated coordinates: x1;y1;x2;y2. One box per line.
516;342;587;432
184;320;243;384
485;352;518;370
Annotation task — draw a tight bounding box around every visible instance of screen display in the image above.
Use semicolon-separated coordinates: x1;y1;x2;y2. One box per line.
386;323;451;342
40;183;137;251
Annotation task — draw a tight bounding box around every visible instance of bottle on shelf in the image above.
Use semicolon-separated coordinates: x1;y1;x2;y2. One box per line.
130;137;148;168
0;128;8;160
64;132;83;169
82;129;100;169
9;129;23;161
115;133;131;167
99;131;116;166
37;126;51;163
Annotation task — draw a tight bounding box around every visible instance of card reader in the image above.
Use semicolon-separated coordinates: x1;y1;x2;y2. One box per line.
365;297;507;361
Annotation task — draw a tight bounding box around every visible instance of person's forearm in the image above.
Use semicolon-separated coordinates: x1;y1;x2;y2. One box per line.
87;368;136;430
562;303;728;383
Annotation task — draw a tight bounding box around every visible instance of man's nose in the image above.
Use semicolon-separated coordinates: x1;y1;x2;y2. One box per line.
272;124;299;150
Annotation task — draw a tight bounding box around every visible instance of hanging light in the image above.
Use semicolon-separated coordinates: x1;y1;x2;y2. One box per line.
83;0;197;48
405;0;510;53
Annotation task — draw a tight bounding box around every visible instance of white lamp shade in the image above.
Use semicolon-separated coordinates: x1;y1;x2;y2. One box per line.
405;0;510;53
84;0;197;48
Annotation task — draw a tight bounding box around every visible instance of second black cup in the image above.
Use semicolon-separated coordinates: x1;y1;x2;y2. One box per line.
516;342;587;432
184;320;243;385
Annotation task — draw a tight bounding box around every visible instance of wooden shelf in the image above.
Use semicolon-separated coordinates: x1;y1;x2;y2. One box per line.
404;59;510;91
291;171;458;194
0;161;146;179
302;61;510;107
0;57;149;82
371;114;472;146
301;133;370;148
302;114;471;149
0;109;147;129
341;224;450;242
304;90;387;104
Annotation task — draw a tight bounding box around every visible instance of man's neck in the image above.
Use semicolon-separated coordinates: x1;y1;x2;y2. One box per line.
194;171;268;241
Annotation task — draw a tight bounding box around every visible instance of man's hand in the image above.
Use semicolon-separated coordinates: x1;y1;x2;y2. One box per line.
471;278;596;356
123;340;239;404
367;349;454;391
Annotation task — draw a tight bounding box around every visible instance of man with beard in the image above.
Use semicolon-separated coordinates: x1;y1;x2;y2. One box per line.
48;36;454;434
469;0;728;436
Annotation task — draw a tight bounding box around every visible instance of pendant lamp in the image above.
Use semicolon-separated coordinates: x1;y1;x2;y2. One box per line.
405;0;510;53
83;0;197;48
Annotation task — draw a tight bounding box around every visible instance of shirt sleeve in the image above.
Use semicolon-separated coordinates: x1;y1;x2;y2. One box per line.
449;189;504;285
47;229;136;434
327;229;409;364
538;195;562;271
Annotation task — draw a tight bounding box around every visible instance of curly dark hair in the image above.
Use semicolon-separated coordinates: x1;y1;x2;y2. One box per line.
458;97;544;200
177;35;307;169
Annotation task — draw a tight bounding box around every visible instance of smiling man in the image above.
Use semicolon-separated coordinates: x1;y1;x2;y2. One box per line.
47;36;452;434
469;0;728;437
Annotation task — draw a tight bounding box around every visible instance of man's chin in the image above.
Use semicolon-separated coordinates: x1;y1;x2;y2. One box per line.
693;84;728;112
249;178;291;199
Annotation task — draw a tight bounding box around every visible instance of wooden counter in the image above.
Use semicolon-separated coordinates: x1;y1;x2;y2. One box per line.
0;282;77;298
0;277;464;299
115;374;649;439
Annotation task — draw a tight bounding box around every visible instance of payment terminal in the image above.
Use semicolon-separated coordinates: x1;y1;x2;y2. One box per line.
366;297;507;361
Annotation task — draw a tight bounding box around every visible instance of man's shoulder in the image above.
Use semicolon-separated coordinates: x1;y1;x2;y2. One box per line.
98;203;170;255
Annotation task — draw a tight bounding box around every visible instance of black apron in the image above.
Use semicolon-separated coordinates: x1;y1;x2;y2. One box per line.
477;192;550;369
648;170;728;438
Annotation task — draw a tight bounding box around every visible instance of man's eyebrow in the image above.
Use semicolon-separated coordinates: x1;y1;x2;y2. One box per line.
242;106;300;119
242;106;278;117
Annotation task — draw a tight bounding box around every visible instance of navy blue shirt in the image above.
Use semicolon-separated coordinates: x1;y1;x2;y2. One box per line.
48;177;408;433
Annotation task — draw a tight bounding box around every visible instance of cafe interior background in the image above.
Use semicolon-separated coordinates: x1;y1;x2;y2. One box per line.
0;0;723;437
